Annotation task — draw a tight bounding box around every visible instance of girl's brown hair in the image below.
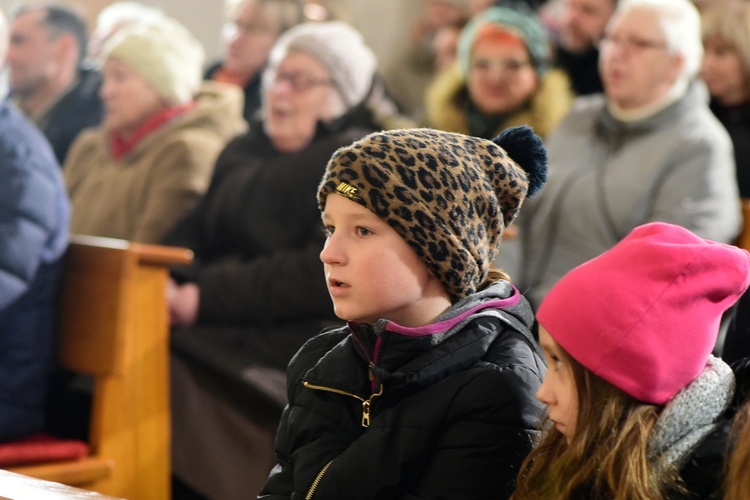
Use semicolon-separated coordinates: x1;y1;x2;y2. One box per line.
725;400;750;500
512;351;682;499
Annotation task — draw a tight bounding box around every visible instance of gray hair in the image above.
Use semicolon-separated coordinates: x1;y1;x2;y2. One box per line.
613;0;703;82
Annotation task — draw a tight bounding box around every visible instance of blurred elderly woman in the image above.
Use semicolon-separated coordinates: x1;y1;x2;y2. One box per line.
519;0;741;310
163;21;381;499
425;5;572;140
64;16;246;244
206;0;302;122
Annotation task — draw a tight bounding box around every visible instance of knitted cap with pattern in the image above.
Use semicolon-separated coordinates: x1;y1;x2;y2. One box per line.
537;222;750;404
318;126;547;302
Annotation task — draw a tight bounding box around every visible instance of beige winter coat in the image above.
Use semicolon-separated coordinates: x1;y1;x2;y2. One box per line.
64;82;246;244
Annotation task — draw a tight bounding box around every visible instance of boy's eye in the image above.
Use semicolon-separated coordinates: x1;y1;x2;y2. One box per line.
355;226;372;237
322;225;334;237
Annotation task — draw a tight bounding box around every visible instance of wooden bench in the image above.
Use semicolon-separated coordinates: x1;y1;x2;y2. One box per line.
6;235;192;500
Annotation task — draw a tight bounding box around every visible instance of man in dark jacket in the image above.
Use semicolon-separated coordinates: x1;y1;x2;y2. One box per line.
0;7;70;442
7;4;103;164
553;0;616;95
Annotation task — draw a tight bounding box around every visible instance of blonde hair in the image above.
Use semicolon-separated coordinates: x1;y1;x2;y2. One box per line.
512;351;682;499
485;267;512;284
701;1;750;78
725;400;750;500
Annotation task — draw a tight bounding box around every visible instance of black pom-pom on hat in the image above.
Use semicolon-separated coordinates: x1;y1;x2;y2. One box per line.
493;125;548;196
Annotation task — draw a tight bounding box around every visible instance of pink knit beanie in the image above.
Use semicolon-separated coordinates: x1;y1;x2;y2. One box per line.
537;222;750;405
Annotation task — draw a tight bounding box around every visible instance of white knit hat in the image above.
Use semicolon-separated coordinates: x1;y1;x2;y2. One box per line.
267;21;377;109
103;17;205;105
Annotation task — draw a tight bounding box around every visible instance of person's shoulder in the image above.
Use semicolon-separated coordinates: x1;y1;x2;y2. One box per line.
193;82;247;123
486;325;545;377
673;90;733;153
0;101;59;171
293;326;350;362
166;85;247;146
450;327;546;420
64;127;104;161
545;94;604;145
286;325;350;383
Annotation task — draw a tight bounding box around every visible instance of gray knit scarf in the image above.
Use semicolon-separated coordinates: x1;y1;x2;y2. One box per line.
648;355;734;468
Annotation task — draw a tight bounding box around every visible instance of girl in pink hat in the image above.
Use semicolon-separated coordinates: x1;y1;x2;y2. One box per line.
512;222;750;499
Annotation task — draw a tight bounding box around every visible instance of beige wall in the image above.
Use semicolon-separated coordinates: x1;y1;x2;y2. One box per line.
0;0;434;113
335;0;434;116
0;0;225;61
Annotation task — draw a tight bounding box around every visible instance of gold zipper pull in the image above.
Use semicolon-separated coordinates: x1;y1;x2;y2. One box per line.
361;399;371;427
361;384;383;427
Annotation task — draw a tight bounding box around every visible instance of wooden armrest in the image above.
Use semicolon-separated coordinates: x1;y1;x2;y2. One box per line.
69;234;193;267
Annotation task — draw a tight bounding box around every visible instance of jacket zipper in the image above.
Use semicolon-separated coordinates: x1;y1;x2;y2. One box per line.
305;459;333;500
302;381;383;427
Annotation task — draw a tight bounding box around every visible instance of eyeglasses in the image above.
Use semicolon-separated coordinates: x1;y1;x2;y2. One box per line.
470;58;532;76
600;34;667;54
267;71;334;92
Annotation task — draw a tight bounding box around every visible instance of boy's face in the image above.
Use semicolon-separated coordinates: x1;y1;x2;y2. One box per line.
320;194;450;327
536;326;579;443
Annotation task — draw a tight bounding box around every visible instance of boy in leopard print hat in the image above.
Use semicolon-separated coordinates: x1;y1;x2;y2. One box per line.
261;126;549;499
317;125;546;301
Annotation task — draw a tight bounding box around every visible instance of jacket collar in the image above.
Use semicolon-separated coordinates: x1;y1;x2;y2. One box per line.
596;80;703;138
302;282;533;395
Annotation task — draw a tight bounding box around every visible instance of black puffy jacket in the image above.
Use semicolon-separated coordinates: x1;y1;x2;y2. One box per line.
260;282;546;499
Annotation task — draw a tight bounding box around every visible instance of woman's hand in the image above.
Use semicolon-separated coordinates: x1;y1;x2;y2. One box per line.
167;278;200;327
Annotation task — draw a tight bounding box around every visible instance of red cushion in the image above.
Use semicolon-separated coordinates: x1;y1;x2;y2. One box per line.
0;433;88;467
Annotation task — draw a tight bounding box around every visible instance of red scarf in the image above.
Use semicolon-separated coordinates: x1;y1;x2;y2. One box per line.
211;65;251;88
109;102;196;160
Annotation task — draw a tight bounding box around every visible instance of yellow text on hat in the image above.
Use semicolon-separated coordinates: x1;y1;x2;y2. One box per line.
335;182;361;201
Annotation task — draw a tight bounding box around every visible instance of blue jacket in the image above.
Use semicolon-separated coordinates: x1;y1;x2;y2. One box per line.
0;98;70;442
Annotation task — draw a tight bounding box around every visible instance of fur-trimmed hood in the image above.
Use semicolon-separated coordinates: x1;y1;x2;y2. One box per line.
424;63;572;140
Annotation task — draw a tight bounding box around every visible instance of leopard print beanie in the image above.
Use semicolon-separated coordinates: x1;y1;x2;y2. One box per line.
318;126;548;301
